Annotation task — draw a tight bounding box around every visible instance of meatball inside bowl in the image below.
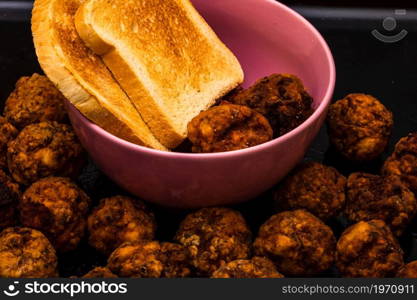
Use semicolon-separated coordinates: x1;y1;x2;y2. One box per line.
66;0;335;207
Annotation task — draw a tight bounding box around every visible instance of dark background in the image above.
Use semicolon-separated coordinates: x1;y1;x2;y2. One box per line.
284;0;417;7
0;0;416;277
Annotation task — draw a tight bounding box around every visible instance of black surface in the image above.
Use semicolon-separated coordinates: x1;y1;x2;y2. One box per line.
0;2;416;277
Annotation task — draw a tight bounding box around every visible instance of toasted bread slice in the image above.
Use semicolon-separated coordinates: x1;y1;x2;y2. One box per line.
32;0;167;150
75;0;244;148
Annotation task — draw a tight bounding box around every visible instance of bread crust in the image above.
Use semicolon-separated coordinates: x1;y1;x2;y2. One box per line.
102;49;184;148
75;0;244;148
32;0;167;150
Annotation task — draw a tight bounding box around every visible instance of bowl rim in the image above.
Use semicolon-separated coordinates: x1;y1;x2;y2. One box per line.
71;0;336;159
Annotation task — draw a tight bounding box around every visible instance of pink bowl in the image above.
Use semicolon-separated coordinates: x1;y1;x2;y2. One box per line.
67;0;336;208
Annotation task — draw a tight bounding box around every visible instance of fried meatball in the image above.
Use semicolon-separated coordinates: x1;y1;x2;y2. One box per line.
0;227;58;277
222;86;245;103
275;162;346;220
4;74;67;129
336;220;404;278
0;170;20;229
7;121;85;185
382;133;417;195
226;74;314;137
174;207;252;276
187;104;273;153
82;267;117;278
397;261;417;278
19;177;91;252
327;94;393;161
211;257;284;278
108;241;192;278
88;196;156;256
253;210;336;276
345;173;416;236
0;117;18;169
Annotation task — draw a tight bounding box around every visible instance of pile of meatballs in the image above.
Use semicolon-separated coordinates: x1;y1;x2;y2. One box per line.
186;73;313;153
0;73;417;279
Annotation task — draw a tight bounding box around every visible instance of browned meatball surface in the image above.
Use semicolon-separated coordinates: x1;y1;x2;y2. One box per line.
20;177;91;252
108;241;192;278
7;121;85;185
226;74;314;137
174;207;252;276
187;104;273;153
345;173;416;236
82;267;117;278
0;170;20;229
327;94;393;161
211;256;284;278
0;117;18;169
88;196;156;256
275;162;346;220
253;210;336;276
4;74;67;129
0;227;58;278
336;220;404;278
396;261;417;278
382;133;417;195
